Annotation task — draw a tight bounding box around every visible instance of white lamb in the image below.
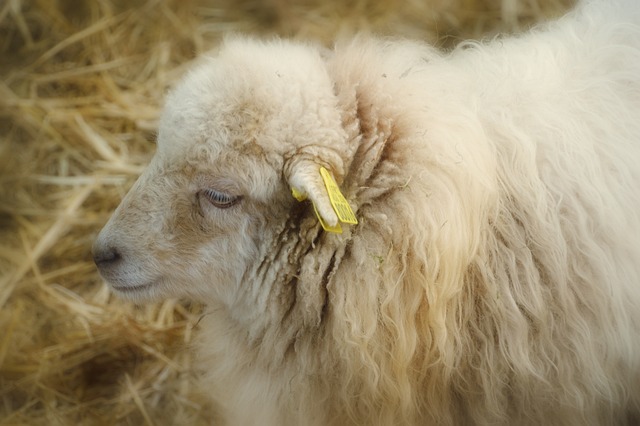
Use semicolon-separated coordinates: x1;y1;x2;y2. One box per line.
93;0;640;424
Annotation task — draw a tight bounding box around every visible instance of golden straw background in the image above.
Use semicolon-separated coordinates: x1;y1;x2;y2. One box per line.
1;0;573;424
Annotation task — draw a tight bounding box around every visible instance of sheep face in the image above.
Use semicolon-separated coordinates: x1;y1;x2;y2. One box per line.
93;38;348;304
92;144;279;304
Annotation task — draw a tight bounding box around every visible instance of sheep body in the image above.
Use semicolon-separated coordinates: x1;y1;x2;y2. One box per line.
94;0;640;424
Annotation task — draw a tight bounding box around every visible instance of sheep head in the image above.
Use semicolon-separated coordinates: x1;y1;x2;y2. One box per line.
92;38;354;305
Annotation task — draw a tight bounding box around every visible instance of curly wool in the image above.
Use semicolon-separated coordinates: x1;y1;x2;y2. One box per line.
94;0;640;424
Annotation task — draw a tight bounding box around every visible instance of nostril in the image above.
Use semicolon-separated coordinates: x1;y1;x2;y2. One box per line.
93;246;122;266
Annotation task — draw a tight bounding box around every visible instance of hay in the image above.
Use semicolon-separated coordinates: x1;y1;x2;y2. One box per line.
0;0;573;424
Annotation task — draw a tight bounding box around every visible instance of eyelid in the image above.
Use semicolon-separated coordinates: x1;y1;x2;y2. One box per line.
200;189;241;208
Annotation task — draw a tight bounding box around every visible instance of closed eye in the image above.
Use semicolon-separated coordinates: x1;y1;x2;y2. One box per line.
200;189;241;209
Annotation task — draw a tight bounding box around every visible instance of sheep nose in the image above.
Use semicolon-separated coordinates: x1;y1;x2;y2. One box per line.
93;246;122;268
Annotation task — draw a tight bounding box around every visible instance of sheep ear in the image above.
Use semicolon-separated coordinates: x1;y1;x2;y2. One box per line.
288;163;358;233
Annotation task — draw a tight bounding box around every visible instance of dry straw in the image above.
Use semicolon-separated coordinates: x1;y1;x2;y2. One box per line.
0;0;572;424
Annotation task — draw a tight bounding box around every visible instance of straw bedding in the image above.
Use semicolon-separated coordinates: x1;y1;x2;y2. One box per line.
0;0;572;424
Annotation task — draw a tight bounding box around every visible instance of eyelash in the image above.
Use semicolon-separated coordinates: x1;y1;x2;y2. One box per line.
200;189;240;209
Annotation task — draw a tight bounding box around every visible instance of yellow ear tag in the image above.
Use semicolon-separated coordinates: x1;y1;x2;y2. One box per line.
313;203;343;233
291;187;307;202
290;168;357;234
319;167;358;225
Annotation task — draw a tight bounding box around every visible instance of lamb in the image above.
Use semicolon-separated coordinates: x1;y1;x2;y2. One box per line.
93;0;640;424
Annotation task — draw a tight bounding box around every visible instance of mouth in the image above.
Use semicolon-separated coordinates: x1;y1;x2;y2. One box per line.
110;281;155;294
111;284;152;293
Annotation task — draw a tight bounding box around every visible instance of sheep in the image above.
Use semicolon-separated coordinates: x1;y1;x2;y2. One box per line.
93;0;640;424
